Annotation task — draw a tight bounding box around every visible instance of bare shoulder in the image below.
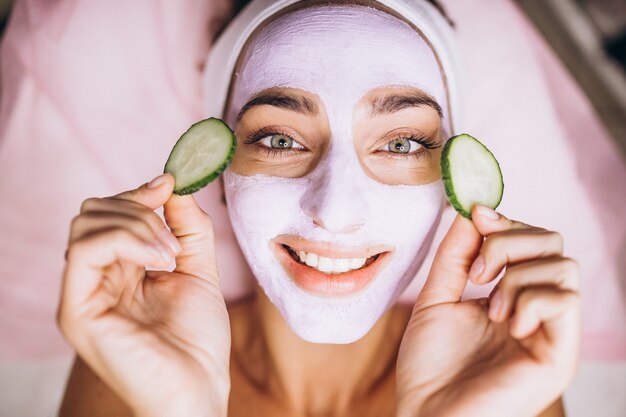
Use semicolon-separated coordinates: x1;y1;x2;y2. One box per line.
59;356;132;417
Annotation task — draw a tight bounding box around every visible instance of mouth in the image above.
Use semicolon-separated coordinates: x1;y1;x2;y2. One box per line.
283;244;381;274
270;238;393;297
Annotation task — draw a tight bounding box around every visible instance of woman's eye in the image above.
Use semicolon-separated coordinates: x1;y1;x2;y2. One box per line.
259;134;305;150
384;138;423;154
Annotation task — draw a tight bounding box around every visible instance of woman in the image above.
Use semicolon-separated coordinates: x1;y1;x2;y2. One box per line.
57;1;580;416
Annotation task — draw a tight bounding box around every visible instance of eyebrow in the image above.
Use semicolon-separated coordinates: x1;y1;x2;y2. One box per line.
370;92;443;119
236;91;319;122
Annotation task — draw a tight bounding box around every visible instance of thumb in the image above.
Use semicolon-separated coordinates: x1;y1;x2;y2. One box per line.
163;193;219;284
109;173;175;210
415;213;482;312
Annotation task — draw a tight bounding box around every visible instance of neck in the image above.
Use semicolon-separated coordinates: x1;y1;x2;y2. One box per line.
231;285;411;415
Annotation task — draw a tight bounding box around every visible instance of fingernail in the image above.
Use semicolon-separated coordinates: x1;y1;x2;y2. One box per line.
476;205;500;220
159;228;182;253
146;243;169;263
489;290;503;321
147;174;169;189
152;243;171;262
468;255;485;282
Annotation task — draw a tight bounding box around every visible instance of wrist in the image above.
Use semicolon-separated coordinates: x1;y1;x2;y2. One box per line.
133;379;230;417
134;400;227;417
396;401;419;417
396;390;423;417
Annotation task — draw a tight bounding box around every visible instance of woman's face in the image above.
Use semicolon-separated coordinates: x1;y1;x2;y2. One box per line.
223;5;448;343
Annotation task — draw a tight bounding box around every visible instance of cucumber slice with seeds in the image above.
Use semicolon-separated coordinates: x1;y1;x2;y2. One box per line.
164;118;236;195
441;134;504;219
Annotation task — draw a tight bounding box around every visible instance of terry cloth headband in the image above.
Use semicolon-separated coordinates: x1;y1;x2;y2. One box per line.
202;0;464;136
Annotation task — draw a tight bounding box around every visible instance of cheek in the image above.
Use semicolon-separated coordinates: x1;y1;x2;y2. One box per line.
223;170;308;241
364;182;444;251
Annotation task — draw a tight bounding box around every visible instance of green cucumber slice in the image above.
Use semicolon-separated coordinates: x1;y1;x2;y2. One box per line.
441;134;504;219
164;117;236;195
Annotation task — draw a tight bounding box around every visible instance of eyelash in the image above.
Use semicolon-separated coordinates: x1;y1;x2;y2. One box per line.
243;129;441;159
244;128;307;158
377;135;441;160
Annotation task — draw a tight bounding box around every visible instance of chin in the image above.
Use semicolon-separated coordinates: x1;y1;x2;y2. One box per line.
263;278;404;345
289;316;378;345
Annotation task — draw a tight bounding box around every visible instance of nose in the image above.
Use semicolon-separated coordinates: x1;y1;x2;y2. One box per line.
300;160;371;234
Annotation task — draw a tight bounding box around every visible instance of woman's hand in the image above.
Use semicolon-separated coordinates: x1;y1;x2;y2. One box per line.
57;174;230;417
396;205;581;417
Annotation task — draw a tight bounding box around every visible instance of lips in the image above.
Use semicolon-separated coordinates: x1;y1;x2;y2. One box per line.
270;238;393;297
283;245;378;274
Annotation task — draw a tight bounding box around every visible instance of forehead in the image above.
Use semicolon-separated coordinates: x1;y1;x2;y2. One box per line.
232;5;445;112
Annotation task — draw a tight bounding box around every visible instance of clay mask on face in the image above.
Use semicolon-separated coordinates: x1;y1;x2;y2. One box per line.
223;4;448;343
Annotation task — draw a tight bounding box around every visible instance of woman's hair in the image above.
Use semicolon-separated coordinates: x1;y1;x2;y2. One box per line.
425;0;454;27
235;0;454;26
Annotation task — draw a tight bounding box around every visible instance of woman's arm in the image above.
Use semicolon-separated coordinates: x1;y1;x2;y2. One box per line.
57;176;231;417
396;207;580;417
539;399;565;417
59;356;132;417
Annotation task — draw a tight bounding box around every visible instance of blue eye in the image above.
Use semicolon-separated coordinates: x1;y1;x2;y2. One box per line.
384;138;423;154
259;134;305;150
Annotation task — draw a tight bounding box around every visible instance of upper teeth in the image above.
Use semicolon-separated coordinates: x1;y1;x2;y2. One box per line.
297;251;367;274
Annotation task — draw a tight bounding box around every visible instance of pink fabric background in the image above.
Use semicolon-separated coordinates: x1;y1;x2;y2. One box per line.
0;0;624;361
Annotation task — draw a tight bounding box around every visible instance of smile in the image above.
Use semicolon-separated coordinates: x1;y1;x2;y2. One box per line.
284;245;379;274
270;237;393;297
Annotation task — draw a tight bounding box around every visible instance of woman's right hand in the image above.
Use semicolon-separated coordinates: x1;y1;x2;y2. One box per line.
57;173;231;417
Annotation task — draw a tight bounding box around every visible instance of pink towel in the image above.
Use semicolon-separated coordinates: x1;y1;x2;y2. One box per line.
1;0;624;360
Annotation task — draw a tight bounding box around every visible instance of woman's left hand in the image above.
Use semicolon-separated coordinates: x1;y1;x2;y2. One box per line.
396;205;581;417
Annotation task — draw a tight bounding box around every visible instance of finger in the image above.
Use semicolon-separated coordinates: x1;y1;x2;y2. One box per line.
71;207;180;255
488;257;580;322
468;228;564;284
107;173;175;210
70;212;166;253
61;228;171;315
470;204;537;235
163;194;219;284
508;288;580;356
415;213;482;311
81;174;181;253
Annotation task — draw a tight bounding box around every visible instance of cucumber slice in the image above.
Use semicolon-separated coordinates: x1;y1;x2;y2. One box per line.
441;134;504;219
164;118;236;195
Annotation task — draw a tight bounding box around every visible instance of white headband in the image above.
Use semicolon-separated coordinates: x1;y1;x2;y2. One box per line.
202;0;464;136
